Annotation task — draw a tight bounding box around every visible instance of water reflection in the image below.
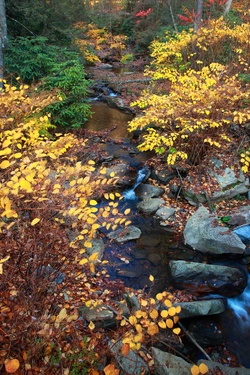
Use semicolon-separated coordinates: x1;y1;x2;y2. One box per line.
85;102;134;139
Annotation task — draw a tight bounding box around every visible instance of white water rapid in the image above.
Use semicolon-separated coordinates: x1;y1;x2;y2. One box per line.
228;275;250;323
123;167;149;201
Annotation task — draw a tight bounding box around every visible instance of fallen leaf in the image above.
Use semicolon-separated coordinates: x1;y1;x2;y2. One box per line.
5;358;20;373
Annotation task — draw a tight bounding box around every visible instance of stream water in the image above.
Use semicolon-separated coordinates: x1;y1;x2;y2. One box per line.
85;101;133;139
85;96;250;368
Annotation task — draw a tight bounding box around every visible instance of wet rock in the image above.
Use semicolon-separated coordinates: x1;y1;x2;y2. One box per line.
169;260;247;297
184;206;246;255
147;253;163;266
108;339;148;375
107;225;141;243
150;169;179;184
106;96;132;113
233;224;250;244
155;206;175;221
104;163;129;178
136;234;161;247
132;248;148;260
137;198;165;215
86;238;105;261
175;298;227;319
134;183;165;199
152;347;191;375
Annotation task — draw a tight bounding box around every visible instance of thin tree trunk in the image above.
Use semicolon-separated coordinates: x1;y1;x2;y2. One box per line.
194;0;203;31
168;0;178;33
223;0;233;15
0;0;7;89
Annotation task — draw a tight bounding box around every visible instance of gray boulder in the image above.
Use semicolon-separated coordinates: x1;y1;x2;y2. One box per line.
169;260;247;297
108;339;148;375
107;225;141;243
228;206;250;226
184;206;246;254
152;348;191;375
197;359;250;375
134;183;165;199
174;299;227;319
137;198;165;215
155;206;175;221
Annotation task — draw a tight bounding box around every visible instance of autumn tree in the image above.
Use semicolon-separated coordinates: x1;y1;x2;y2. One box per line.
128;17;250;174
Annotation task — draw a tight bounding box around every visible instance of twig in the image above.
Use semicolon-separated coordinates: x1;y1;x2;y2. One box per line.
178;321;212;361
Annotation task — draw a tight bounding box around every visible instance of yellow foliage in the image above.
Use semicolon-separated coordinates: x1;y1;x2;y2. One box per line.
74;23;127;64
122;293;181;350
129;18;250;172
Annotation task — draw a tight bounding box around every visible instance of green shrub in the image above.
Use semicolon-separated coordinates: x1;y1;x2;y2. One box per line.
5;36;92;128
42;61;92;128
5;36;63;82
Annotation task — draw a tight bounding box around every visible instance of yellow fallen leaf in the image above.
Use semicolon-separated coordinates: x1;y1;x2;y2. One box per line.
79;258;88;265
0;160;10;169
88;321;95;330
31;218;40;226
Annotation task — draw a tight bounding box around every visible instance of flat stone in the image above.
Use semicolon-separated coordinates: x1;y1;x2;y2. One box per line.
174;298;227;318
137;198;165;214
169;260;247;297
155;206;175;221
197;360;250;375
79;305;114;322
107;225;141;243
134;183;165;199
152;348;191;375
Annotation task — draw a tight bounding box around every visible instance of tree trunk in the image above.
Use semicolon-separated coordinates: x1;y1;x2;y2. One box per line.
168;0;178;33
223;0;233;15
0;0;7;89
194;0;203;31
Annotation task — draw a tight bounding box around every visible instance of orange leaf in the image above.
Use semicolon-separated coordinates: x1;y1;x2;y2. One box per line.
191;365;200;375
199;363;209;374
149;309;158;320
147;323;159;336
104;363;119;375
168;307;176;316
121;343;130;356
173;327;181;335
166;318;173;329
5;358;20;373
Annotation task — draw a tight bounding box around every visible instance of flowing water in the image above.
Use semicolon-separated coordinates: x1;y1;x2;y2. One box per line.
123;167;149;201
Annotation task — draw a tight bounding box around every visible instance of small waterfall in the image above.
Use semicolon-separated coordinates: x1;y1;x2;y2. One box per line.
228;275;250;323
123;167;149;201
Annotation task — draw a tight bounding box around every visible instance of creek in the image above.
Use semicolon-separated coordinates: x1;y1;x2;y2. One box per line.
85;91;250;368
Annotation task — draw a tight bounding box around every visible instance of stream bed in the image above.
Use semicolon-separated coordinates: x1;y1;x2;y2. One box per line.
85;97;250;368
